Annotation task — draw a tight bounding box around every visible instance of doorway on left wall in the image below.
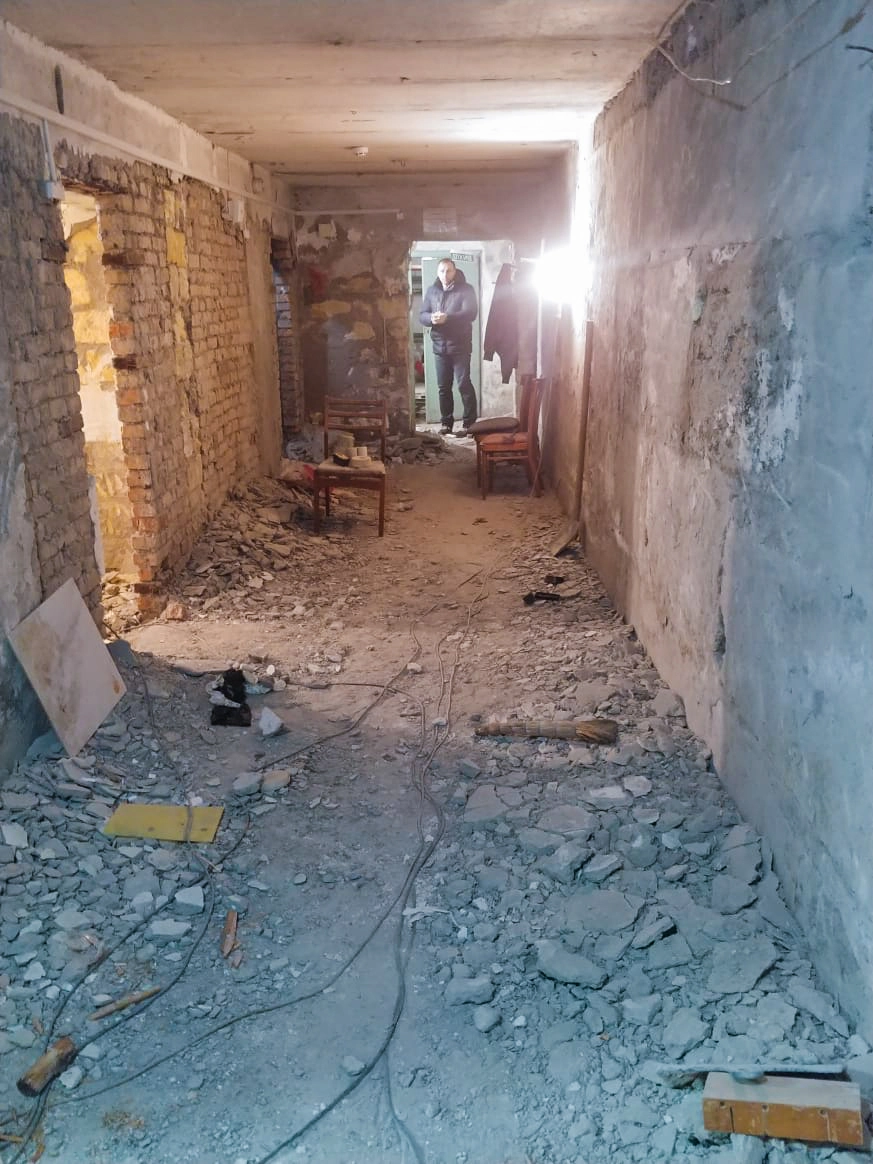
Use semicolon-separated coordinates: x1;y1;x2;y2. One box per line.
60;188;138;631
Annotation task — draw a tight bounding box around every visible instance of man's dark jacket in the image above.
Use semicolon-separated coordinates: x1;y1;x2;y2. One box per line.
420;269;478;354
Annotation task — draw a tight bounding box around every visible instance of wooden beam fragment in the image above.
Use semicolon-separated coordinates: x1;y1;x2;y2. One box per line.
88;987;162;1021
703;1072;864;1147
220;909;238;958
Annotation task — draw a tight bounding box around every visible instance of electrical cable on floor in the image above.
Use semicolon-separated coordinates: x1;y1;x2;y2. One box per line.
1;649;249;1164
5;546;502;1164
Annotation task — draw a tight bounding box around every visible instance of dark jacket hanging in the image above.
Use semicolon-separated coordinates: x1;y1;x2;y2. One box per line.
483;263;518;384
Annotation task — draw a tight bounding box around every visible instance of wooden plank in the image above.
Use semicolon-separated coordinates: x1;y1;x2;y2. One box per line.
703;1072;864;1147
8;579;126;757
104;804;223;843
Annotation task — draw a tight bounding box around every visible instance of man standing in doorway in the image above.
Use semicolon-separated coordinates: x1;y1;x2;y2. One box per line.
420;258;478;436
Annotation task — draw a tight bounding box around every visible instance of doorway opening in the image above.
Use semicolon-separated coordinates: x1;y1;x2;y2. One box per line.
408;240;516;430
60;189;137;628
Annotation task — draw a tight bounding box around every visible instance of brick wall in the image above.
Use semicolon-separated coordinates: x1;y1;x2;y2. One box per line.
0;114;102;768
0;117;102;615
271;237;303;439
60;151;273;611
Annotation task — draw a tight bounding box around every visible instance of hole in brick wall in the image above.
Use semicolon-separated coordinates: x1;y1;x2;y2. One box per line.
61;188;139;631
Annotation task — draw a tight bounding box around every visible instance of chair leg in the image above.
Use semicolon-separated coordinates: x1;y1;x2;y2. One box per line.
378;479;385;536
481;454;488;499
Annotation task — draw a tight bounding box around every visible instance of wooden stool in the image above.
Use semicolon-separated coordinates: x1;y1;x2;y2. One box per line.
312;459;387;536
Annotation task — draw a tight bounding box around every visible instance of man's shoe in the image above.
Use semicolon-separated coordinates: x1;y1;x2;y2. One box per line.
439;426;453;435
456;428;472;438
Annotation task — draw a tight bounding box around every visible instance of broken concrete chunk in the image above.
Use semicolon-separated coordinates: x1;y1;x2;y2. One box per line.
662;1007;710;1056
233;771;263;796
646;933;693;970
515;827;563;855
445;975;494;1005
536;805;596;836
149;919;191;941
174;886;205;914
261;768;292;793
539;841;589;884
259;707;286;737
1;823;28;849
711;874;758;914
582;853;623;882
55;908;89;930
787;978;850;1036
473;1005;501;1032
565;889;643;934
621;994;662;1025
622;774;652;798
652;689;684;718
536;940;607;987
707;938;779;995
463;785;506;827
583;785;631;810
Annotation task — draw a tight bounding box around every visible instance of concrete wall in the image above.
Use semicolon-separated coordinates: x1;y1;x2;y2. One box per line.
584;0;873;1029
293;171;569;433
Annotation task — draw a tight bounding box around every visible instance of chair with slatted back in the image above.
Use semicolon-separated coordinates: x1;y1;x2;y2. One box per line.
478;377;545;500
466;373;535;488
323;396;388;461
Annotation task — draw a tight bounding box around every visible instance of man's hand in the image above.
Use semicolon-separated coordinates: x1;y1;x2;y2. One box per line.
431;311;447;325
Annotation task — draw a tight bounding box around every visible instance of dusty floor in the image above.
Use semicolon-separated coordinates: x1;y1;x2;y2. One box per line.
1;443;870;1164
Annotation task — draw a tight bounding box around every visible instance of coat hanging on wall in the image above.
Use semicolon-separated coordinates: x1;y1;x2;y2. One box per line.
483;263;518;384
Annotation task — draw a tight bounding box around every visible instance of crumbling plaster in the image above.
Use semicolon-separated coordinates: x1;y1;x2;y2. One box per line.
583;0;873;1029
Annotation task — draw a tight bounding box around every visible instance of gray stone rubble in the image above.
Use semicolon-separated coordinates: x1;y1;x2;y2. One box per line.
0;480;870;1163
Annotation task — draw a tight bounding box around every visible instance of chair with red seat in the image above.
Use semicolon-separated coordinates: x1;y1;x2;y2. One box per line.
478;377;545;500
466;373;534;488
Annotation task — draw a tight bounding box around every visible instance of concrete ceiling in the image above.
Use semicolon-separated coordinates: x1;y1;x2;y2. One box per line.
0;0;679;181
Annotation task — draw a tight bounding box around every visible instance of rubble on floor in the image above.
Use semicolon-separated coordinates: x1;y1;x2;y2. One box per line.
1;473;870;1163
100;572;141;638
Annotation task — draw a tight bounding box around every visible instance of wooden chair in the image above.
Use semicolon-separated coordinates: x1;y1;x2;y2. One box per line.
478;377;545;500
323;396;388;461
467;373;535;488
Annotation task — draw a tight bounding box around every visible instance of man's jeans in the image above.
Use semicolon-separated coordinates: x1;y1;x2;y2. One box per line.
434;349;477;430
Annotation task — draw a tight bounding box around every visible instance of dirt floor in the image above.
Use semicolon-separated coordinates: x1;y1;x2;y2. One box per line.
0;441;869;1164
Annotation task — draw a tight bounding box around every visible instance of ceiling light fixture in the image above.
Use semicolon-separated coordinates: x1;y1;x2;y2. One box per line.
352;146;369;159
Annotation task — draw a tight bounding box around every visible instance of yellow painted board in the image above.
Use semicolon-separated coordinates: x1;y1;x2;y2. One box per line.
104;804;224;843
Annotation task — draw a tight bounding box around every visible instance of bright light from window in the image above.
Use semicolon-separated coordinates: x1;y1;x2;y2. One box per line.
534;247;591;310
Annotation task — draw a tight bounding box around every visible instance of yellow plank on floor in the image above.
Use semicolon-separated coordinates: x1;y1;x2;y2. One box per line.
104;804;224;843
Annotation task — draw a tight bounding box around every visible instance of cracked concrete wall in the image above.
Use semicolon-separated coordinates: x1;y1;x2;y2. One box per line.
585;0;873;1030
293;173;568;433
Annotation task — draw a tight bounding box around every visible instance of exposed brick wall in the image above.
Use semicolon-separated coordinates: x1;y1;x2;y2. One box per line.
60;151;269;610
271;237;303;439
0;116;102;619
